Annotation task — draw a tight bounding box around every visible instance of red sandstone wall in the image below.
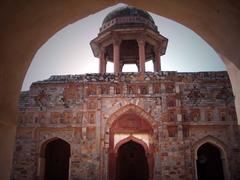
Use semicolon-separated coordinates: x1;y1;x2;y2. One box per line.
11;72;240;179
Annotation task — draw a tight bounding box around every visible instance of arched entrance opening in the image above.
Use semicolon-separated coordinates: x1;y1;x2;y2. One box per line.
39;138;70;180
108;106;155;180
116;140;149;180
196;143;224;180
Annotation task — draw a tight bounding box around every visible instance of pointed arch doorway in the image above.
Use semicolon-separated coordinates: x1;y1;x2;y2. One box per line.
108;107;155;180
196;143;224;180
116;140;149;180
38;138;71;180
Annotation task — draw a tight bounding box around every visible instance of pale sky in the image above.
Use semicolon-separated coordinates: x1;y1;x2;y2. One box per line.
21;3;225;91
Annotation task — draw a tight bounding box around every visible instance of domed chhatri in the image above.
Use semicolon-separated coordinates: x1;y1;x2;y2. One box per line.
101;6;157;32
102;6;155;24
90;6;168;74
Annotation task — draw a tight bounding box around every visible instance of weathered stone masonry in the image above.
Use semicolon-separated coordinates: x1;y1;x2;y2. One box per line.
11;6;240;180
12;71;240;180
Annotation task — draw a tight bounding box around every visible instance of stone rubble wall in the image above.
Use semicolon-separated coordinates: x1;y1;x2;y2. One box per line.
11;72;240;180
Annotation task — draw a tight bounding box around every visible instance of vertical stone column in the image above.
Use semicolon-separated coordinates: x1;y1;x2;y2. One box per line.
99;47;106;74
136;64;140;72
113;39;121;74
120;62;124;72
137;39;146;73
154;47;161;72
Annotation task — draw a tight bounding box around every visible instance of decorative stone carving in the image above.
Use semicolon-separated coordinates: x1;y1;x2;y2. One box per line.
127;85;137;94
165;83;175;93
82;113;88;126
168;111;176;121
50;112;60;124
167;96;176;107
87;100;97;110
76;112;83;124
87;85;97;96
167;126;177;137
206;111;213;121
140;85;148;94
153;83;161;94
181;110;188;122
216;86;234;104
187;86;204;105
101;85;109;95
35;90;49;110
191;109;200;121
115;84;122;94
87;127;96;140
219;110;226;121
88;112;96;124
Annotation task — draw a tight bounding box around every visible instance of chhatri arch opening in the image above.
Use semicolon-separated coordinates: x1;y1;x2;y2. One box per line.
38;137;71;180
1;1;240;180
107;104;155;180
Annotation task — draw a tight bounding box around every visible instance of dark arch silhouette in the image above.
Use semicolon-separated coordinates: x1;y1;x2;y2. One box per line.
197;143;224;180
116;140;149;180
44;138;70;180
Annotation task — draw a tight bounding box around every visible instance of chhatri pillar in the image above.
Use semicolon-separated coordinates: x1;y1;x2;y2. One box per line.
138;39;146;73
154;47;161;72
99;47;106;74
90;6;168;74
113;38;121;74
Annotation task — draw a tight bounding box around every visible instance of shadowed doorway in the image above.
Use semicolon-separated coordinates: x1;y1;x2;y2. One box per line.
197;143;224;180
116;140;149;180
44;138;70;180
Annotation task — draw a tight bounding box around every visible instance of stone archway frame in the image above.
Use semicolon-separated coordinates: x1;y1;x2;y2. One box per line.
106;104;157;180
192;135;230;180
114;135;153;179
37;137;71;180
106;103;157;130
105;103;158;152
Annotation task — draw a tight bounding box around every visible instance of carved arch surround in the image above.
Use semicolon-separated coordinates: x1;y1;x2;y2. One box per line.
192;135;228;159
107;104;156;150
107;103;157;128
107;104;156;180
192;135;230;180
